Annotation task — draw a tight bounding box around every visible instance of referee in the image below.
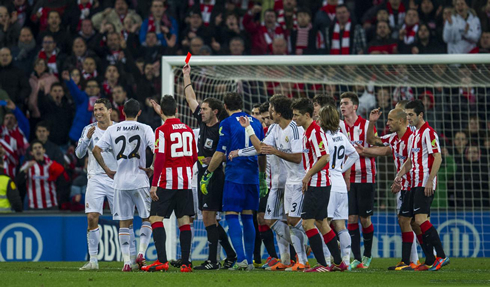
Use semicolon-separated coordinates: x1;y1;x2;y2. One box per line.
181;64;236;270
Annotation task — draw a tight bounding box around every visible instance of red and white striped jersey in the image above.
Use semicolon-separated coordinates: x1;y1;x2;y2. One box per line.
380;128;413;190
407;122;440;188
21;156;64;209
153;118;198;190
302;121;331;187
0;138;18;178
340;117;376;183
0;125;29;177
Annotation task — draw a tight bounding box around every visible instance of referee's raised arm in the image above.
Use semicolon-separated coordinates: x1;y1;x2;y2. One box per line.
182;64;199;113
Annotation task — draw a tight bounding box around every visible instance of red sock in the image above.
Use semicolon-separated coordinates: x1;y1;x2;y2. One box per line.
402;232;414;243
151;222;164;229
420;221;433;234
258;224;270;232
362;224;374;234
347;223;359;231
306;228;319;238
323;229;336;244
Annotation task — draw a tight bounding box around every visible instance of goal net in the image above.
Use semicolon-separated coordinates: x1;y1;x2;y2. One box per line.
159;55;490;261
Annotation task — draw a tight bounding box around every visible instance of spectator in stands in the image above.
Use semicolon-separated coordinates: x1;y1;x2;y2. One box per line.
37;35;65;77
314;0;339;32
140;0;177;48
64;38;97;72
243;6;285;55
189;36;204;55
36;11;70;53
92;0;142;34
37;83;74;147
190;0;225;28
17;140;65;210
139;32;168;63
325;4;365;55
382;0;407;31
454;145;489;207
78;19;100;51
398;9;419;45
434;145;456;208
135;62;161;104
353;75;376;119
28;58;59;131
367;21;398;54
12;0;32;29
466;115;486;146
479;31;490;53
0;5;22;48
476;0;490;33
450;131;468;165
11;27;37;78
443;0;481;54
365;8;389;43
217;13;248;53
96;32;135;74
0;47;31;112
274;0;298;32
101;65;120;99
289;8;325;55
418;0;442;41
81;57;100;81
419;90;442;133
374;87;392;135
181;8;213;52
228;37;245;55
111;85;128;121
0;144;22;212
26;122;64;166
400;23;446;54
271;37;287;55
64;0;101;34
30;0;68;32
62;71;100;144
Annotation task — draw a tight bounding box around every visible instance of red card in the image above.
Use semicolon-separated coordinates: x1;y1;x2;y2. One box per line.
185;52;192;64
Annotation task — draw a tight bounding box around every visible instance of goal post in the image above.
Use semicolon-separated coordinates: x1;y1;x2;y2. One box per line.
160;54;490;260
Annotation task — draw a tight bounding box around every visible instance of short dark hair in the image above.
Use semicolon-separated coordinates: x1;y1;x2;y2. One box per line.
95;98;112;110
160;95;177;116
43;34;56;43
253;103;261;109
85;79;99;89
47;10;61;19
123;98;140;118
264;8;276;17
259;102;270;114
36;121;50;132
30;140;44;149
405;100;425;117
50;82;64;92
271;97;293;120
223;92;242;111
203;97;223;116
297;7;311;17
313;95;336;108
340;92;359;107
336;4;349;11
291;98;314;118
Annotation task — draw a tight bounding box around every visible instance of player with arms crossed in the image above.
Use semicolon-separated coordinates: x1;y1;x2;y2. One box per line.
339;92;376;269
201;92;265;270
364;107;427;270
142;95;198;273
291;98;347;272
181;64;236;270
93;99;155;272
393;100;449;271
319;105;359;267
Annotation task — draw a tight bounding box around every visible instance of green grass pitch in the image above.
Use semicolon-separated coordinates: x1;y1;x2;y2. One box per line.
1;259;489;287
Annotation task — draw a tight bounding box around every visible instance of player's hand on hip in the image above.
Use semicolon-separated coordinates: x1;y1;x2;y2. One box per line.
139;166;154;178
424;182;434;197
87;126;96;139
228;150;238;161
106;169;116;179
239;116;250;127
150;186;159;201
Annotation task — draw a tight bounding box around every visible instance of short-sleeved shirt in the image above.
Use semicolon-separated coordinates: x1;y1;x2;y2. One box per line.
154;118;197;190
339;116;377;183
407;122;441;188
216;112;264;184
380;128;413;190
303;121;331;187
96;121;155;190
263;121;305;185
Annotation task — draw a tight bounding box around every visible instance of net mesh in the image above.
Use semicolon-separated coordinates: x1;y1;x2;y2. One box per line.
167;61;489;259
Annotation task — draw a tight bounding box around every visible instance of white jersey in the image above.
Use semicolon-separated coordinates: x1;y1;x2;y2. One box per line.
326;129;357;193
263;121;305;184
96;121;155;190
76;122;117;176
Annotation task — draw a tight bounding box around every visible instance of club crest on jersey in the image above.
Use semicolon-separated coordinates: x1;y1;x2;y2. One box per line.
204;138;213;149
285;136;289;143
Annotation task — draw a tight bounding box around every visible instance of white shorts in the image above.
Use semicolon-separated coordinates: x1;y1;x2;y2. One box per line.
85;174;114;215
264;187;285;220
113;188;151;220
284;183;304;218
327;192;348;220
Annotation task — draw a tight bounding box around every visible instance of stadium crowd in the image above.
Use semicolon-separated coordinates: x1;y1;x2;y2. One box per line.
0;0;488;212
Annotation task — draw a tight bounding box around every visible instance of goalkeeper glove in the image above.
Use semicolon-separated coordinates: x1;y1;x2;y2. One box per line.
200;170;213;195
259;172;268;198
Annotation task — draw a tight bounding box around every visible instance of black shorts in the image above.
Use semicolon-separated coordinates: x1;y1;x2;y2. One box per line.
399;189;414;218
301;186;330;221
198;168;225;211
258;191;269;213
150;188;195;218
348;183;375;217
412;187;433;215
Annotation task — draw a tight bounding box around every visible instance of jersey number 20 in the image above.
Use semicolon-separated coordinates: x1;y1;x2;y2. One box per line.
170;132;193;158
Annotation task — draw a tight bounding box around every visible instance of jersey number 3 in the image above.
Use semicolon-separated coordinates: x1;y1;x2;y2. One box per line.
170;132;193;158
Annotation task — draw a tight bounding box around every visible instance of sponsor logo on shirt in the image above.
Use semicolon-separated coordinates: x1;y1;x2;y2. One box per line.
394;152;406;160
412;148;420;152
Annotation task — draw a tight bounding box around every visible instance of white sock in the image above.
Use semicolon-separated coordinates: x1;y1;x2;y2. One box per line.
275;233;290;264
129;225;137;264
138;221;152;257
338;229;351;265
87;228;100;262
289;221;307;265
322;234;332;266
271;220;293;245
410;231;419;264
119;228;131;264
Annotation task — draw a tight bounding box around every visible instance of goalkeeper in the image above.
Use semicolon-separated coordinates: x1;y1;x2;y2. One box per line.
201;92;265;270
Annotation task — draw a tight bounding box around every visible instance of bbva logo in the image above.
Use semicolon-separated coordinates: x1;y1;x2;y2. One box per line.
437;219;481;257
0;223;43;262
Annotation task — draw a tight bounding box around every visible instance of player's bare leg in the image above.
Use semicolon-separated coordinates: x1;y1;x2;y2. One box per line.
80;212;100;271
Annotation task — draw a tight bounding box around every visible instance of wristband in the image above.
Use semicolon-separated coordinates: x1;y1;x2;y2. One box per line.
245;125;255;137
184;84;192;90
